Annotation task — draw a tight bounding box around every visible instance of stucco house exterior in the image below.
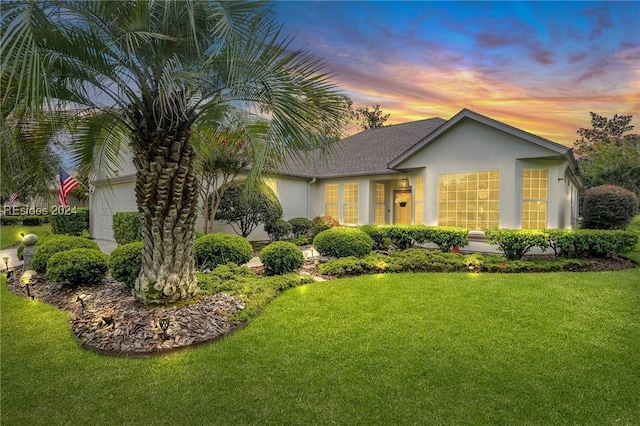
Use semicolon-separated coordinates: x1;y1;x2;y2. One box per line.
90;109;582;242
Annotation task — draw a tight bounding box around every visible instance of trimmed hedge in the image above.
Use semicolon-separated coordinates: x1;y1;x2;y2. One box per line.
46;248;108;287
484;229;549;260
31;235;100;273
313;227;373;258
109;242;143;288
362;225;469;252
194;233;253;269
264;219;292;241
318;249;592;278
582;185;639;230
112;211;141;245
52;207;89;236
0;215;22;225
260;241;304;276
547;229;638;258
289;217;312;238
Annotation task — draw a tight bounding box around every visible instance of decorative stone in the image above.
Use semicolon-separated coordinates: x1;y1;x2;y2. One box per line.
21;233;38;246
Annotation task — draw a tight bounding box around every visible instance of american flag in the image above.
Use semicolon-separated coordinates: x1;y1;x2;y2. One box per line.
9;193;18;206
59;168;79;207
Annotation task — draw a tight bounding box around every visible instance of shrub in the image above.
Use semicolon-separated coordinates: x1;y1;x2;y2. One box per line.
484;229;549;260
21;215;45;226
318;256;365;277
309;215;340;239
627;215;640;233
547;229;638;258
359;224;388;250
109;242;143;288
194;233;253;269
46;248;108;286
51;207;89;236
289;217;312;238
383;225;415;250
31;236;100;273
313;227;373;258
260;241;304;276
264;219;292;241
425;226;470;252
112;211;141;245
0;215;22;225
289;235;310;246
582;185;639;230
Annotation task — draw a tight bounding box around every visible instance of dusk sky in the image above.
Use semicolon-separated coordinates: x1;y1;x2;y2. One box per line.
272;1;640;146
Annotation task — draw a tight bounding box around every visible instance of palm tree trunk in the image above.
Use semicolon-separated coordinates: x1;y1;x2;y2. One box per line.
131;126;200;305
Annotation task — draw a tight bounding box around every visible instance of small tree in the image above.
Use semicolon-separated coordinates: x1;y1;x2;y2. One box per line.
215;179;283;237
193;126;253;234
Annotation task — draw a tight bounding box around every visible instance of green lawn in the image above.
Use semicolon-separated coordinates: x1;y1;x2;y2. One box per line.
0;224;52;249
2;269;639;425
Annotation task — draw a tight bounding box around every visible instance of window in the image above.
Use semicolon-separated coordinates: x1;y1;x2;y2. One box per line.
263;178;278;198
343;183;359;224
438;170;500;229
375;183;385;224
324;184;339;218
521;169;548;229
413;176;424;225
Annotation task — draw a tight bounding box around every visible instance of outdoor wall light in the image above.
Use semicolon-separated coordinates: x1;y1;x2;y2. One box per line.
159;316;170;341
399;177;410;189
21;270;36;299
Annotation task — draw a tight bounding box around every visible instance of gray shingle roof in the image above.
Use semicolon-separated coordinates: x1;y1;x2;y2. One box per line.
278;117;446;178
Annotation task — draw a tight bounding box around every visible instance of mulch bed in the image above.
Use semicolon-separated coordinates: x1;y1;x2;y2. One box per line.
4;255;636;357
5;266;247;357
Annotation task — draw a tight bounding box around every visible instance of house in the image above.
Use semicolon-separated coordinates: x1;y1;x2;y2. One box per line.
89;109;582;242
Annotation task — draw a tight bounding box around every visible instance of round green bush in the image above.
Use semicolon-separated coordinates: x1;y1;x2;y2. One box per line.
289;217;312;238
109;242;143;288
46;248;109;287
194;233;253;269
582;185;639;230
265;219;293;241
259;241;304;276
31;236;100;273
313;227;373;258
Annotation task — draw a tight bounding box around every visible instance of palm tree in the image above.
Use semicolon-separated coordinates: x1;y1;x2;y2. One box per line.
2;1;349;304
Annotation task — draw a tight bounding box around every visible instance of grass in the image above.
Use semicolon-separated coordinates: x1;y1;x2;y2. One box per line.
0;224;53;249
2;268;640;425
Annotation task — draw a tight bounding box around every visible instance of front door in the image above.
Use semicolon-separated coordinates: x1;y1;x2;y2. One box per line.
393;190;411;224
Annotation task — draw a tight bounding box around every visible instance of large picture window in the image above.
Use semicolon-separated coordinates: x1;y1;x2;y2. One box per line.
343;183;359;224
521;169;548;229
438;170;500;229
325;184;339;218
413;176;424;225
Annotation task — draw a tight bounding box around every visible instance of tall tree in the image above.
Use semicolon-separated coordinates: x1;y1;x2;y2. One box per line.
355;104;390;130
574;112;640;198
2;1;350;304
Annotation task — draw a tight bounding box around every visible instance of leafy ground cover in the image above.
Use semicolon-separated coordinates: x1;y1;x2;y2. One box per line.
0;224;52;249
2;268;639;425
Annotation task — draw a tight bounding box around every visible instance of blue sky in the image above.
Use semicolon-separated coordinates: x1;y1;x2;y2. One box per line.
272;1;640;146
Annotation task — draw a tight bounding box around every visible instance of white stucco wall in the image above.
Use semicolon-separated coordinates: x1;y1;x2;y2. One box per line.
398;119;573;229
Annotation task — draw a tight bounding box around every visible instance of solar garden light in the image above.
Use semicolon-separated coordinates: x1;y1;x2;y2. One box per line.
75;293;87;309
159;316;170;341
21;270;36;299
